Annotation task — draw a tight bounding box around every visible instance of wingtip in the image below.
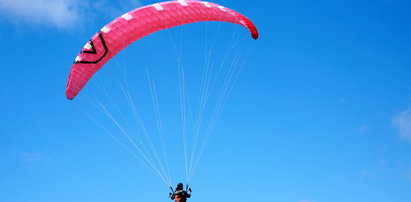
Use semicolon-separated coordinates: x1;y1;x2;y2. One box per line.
65;90;75;100
252;33;259;40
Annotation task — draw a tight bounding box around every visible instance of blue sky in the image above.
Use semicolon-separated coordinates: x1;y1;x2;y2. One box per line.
1;0;411;201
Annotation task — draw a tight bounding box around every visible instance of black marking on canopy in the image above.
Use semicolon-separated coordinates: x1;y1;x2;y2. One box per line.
81;41;97;54
74;32;108;64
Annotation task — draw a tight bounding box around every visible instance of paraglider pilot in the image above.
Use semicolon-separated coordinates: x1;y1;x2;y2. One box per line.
169;183;192;202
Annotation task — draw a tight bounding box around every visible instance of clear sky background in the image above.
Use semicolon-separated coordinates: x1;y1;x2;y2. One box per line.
1;0;411;202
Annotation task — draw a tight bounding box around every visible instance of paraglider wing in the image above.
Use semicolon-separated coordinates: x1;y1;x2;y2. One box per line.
65;0;259;100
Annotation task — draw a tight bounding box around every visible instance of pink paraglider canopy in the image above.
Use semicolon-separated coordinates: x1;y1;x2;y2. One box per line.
65;0;259;100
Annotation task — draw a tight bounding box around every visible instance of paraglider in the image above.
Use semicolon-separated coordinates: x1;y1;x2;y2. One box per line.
65;0;258;100
66;0;258;196
169;183;192;202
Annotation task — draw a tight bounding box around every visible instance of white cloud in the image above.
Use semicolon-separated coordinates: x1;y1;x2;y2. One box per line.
89;0;142;19
360;169;375;179
17;151;50;163
0;0;142;29
118;0;142;9
0;0;80;28
392;108;411;142
359;124;369;136
405;169;411;182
